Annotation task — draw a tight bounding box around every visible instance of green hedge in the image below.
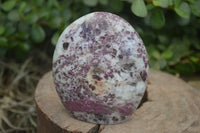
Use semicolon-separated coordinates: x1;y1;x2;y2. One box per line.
0;0;200;75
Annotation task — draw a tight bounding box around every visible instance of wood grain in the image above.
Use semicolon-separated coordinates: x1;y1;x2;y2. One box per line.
35;70;200;133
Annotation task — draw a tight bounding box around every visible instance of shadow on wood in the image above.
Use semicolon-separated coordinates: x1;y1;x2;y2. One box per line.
35;70;200;133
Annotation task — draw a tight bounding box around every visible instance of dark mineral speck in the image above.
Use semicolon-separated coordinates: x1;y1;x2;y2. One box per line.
112;49;117;57
112;117;119;121
70;37;74;42
106;44;111;48
95;28;101;35
63;42;69;50
92;75;102;81
126;31;130;34
79;46;82;50
89;84;96;90
140;70;147;81
100;36;105;40
129;82;136;86
130;72;133;77
104;74;108;80
98;118;103;121
118;55;123;59
123;63;135;71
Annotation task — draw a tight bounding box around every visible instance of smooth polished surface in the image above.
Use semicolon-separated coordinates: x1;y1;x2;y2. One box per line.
52;12;149;124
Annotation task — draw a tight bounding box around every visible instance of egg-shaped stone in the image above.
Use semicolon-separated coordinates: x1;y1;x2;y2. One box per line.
52;12;149;124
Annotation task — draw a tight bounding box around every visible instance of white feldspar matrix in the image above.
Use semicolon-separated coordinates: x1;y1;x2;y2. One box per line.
53;12;149;124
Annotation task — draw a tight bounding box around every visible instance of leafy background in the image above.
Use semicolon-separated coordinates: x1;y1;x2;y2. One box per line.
0;0;200;132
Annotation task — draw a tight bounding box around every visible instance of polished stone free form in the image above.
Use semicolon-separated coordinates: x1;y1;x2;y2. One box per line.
52;12;149;124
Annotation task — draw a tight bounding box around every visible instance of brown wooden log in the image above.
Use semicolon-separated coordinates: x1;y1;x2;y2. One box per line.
35;70;200;133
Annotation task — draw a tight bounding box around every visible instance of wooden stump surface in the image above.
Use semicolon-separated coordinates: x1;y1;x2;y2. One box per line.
35;70;200;133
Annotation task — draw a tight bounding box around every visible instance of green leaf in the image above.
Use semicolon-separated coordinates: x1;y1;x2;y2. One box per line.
168;0;173;6
146;3;155;10
152;0;162;7
177;17;190;26
34;0;45;6
99;0;108;5
0;37;8;48
151;59;167;69
158;34;168;44
161;50;173;59
190;0;200;17
0;26;5;35
18;2;27;14
52;0;59;8
157;44;166;51
150;9;165;29
31;25;45;43
159;0;169;8
38;9;50;20
1;0;17;11
187;0;196;4
158;59;167;69
8;10;19;22
23;3;32;14
190;56;198;63
51;32;60;46
168;41;190;65
19;42;31;52
131;0;147;17
153;0;169;8
49;17;62;28
152;50;161;60
25;13;39;24
62;9;72;21
83;0;98;6
18;33;29;40
5;23;16;36
110;0;124;12
174;2;191;18
18;21;29;32
14;42;30;58
174;0;183;7
175;62;195;75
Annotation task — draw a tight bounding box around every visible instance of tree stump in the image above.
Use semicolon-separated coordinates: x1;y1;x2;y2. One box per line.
35;70;200;133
